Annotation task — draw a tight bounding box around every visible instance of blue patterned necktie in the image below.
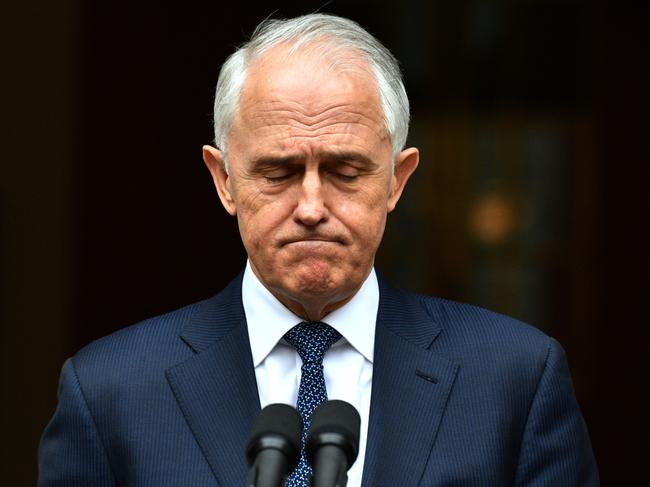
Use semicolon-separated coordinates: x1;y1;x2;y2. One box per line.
283;321;342;487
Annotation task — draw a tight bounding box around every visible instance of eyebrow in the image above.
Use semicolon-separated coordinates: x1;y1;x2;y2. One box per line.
249;151;376;169
322;151;376;168
249;155;303;169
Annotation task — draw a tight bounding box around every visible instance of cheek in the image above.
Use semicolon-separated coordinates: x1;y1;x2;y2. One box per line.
336;198;388;247
339;180;389;217
236;196;290;248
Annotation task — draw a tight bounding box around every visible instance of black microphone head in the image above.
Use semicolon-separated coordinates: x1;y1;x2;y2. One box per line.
246;403;303;470
306;400;361;468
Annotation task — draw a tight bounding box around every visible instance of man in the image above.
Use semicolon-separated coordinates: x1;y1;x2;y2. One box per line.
39;13;599;486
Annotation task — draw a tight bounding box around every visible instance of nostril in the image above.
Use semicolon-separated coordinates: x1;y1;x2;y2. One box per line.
294;193;329;225
294;208;327;226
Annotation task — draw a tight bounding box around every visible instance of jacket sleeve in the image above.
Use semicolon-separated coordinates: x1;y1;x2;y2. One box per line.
514;338;600;486
38;358;116;486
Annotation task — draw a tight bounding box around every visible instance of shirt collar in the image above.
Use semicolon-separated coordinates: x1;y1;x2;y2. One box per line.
242;260;378;367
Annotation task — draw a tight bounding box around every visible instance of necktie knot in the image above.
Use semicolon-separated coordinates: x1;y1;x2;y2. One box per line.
284;321;342;363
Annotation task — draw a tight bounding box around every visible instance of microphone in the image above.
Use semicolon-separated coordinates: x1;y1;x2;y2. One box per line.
245;403;303;487
306;400;361;487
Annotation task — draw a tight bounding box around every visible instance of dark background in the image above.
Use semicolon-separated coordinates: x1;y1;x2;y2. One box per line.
2;0;647;484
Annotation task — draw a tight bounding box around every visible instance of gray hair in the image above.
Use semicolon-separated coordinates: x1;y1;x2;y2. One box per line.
212;13;410;162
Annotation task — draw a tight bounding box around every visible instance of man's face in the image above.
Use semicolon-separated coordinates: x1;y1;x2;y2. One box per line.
204;46;418;319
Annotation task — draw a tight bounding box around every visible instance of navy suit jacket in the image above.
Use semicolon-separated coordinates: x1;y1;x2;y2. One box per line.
39;274;599;486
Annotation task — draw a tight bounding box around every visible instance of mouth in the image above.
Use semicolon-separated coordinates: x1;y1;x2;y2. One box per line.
281;237;343;247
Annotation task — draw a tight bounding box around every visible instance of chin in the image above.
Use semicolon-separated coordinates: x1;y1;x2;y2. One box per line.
294;268;336;293
257;252;361;298
284;261;342;295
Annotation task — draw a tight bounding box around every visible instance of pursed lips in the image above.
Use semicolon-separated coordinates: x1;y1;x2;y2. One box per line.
280;237;343;246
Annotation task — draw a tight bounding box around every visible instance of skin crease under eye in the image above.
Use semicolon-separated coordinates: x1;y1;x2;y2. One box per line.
202;44;419;320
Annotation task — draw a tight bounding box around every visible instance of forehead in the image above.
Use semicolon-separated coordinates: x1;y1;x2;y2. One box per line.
229;44;388;150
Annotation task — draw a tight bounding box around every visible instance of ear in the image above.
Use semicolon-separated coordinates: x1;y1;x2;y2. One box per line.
387;147;419;213
202;145;237;216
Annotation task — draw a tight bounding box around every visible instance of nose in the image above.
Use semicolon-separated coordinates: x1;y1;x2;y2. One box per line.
293;169;329;226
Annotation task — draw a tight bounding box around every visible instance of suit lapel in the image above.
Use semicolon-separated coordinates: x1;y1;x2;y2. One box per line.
362;281;460;486
165;275;260;486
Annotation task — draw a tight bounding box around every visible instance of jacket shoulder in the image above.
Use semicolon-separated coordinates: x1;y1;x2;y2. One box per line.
419;293;548;343
73;298;203;366
73;272;244;368
396;286;556;366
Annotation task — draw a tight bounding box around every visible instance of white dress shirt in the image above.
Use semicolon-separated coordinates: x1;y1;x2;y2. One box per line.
242;261;377;487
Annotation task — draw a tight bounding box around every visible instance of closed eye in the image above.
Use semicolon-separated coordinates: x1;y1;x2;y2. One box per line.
264;173;294;183
332;172;359;182
261;165;302;183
